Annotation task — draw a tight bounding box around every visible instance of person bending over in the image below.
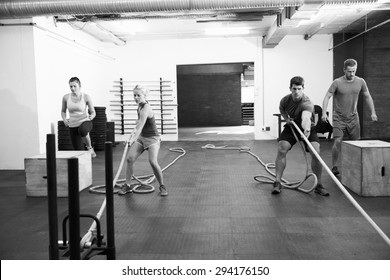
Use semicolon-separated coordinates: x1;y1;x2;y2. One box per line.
273;76;329;196
119;85;167;196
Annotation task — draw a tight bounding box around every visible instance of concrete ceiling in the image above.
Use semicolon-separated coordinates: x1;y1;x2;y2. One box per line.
1;1;390;47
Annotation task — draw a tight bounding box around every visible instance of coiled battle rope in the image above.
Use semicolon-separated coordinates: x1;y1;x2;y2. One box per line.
253;123;318;193
89;146;186;194
201;122;317;194
80;143;186;248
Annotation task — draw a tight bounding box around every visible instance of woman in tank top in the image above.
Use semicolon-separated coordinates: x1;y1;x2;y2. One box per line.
118;85;167;196
61;77;96;158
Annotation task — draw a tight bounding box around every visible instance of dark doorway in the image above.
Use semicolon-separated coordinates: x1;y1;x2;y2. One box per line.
177;63;251;127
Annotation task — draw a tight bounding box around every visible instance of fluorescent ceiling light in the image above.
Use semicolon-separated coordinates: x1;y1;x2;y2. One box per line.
205;27;250;35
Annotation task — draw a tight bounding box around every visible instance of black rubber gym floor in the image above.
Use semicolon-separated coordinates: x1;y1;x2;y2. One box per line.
1;140;389;260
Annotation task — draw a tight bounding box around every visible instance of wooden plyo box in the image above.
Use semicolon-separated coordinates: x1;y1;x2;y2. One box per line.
341;140;390;197
25;151;92;197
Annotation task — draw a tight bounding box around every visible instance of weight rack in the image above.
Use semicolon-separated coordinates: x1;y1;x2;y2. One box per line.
109;78;178;136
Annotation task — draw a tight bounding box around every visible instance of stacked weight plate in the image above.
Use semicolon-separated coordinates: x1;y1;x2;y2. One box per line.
58;107;111;151
57;121;74;151
90;107;107;151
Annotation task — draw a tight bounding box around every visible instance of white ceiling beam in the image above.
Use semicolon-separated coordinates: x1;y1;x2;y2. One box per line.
263;1;326;48
263;7;299;48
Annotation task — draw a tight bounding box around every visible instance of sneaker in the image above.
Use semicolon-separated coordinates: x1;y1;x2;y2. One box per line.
272;181;282;195
159;185;168;197
331;166;340;176
118;183;132;195
88;147;96;158
314;184;329;196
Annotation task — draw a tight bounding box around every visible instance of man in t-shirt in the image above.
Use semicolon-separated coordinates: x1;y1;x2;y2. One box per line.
272;76;329;196
322;59;377;176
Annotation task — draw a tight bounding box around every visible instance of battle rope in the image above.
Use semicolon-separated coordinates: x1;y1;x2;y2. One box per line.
201;122;318;194
89;146;186;194
79;141;130;248
290;120;390;247
79;143;186;249
253;123;318;193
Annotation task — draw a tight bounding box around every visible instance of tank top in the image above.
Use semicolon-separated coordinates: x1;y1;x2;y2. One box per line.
137;102;159;137
67;93;89;128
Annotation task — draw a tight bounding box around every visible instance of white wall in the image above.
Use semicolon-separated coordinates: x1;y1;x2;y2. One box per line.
263;35;333;138
0;19;40;169
103;36;261;84
102;36;263;141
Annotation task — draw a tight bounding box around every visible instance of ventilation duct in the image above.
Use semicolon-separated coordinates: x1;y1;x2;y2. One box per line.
0;0;380;19
0;0;304;19
325;0;377;4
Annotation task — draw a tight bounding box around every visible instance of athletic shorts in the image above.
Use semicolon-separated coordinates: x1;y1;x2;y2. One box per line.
279;124;319;152
69;121;93;150
332;113;360;140
135;135;161;150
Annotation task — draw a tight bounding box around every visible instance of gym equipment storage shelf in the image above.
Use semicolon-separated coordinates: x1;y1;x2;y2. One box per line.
110;78;178;136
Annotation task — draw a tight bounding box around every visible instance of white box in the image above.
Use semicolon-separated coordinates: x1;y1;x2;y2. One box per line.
25;151;92;197
341;140;390;197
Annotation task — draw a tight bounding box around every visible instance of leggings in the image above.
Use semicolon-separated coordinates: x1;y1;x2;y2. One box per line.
69;121;93;150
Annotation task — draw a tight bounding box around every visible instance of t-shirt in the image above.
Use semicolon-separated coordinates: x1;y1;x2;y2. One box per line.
327;76;368;119
279;93;314;127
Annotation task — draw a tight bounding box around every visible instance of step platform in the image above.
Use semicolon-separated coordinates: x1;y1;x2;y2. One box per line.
341;140;390;197
24;151;92;197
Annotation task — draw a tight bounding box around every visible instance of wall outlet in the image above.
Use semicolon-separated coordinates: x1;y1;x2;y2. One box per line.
266;126;270;131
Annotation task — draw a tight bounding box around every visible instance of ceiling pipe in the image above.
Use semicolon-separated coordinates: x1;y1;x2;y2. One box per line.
0;22;116;59
329;17;390;50
324;0;377;4
68;21;127;46
0;0;304;19
0;0;379;19
56;12;266;22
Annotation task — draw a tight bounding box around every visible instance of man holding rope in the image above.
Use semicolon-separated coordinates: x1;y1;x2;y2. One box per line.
272;76;329;196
